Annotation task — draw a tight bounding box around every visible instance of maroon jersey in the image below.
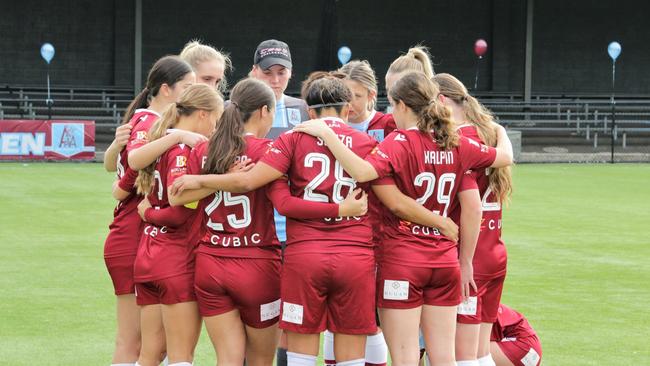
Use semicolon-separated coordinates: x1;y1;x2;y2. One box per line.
189;136;281;259
365;128;497;268
134;144;201;282
453;124;507;278
490;304;537;341
261;117;378;252
104;109;159;258
366;111;397;143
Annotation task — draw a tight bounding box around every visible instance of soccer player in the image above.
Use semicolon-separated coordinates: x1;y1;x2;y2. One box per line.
321;60;397;366
132;84;223;366
434;73;513;366
102;55;195;366
490;305;542;366
249;40;310;364
293;71;513;366
179;39;232;92
172;77;366;366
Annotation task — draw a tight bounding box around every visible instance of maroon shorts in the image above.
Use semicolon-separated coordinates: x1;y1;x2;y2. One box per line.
194;253;281;328
496;335;542;366
457;275;506;324
280;250;377;335
105;255;136;295
376;262;461;309
135;273;196;306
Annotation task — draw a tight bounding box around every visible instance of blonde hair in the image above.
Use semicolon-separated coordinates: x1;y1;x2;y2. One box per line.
387;46;435;79
339;60;378;110
433;73;513;203
180;40;233;92
389;72;458;150
135;84;224;195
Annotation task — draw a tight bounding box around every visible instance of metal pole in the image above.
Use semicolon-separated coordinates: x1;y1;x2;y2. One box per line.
610;60;616;164
134;0;143;95
524;0;534;103
46;63;52;120
474;56;482;90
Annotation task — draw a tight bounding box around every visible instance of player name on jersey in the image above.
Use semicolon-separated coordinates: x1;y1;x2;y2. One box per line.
424;150;454;165
316;134;353;148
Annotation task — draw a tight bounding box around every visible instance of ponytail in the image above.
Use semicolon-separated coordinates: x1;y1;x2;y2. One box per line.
387;45;435;79
420;100;459;150
433;73;513;203
134;103;181;195
389;71;458;150
122;88;150;125
123;55;193;125
203;103;247;174
204;78;275;174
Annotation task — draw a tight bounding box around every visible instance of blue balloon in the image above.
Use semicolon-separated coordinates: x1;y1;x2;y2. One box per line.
608;41;621;61
40;43;55;64
337;46;352;65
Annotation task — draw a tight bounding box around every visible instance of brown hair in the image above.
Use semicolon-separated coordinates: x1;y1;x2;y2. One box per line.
339;60;378;110
433;73;513;203
389;71;458;150
387;46;435;79
135;84;224;195
180;40;233;92
301;71;351;116
122;55;193;125
203;78;275;175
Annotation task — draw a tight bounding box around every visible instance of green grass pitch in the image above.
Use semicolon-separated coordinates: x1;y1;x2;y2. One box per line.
0;163;648;365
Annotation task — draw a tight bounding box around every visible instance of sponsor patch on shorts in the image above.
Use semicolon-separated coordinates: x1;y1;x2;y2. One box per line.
457;296;478;315
383;280;409;300
260;299;281;321
282;301;303;324
521;347;540;366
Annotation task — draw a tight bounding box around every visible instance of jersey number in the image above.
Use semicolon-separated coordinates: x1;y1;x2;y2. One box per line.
303;153;356;203
413;172;456;217
204;191;252;230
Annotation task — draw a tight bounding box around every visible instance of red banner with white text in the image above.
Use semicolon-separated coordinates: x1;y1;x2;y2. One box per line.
0;120;95;161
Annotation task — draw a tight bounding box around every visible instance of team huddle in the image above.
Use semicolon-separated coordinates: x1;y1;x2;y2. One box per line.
102;39;543;366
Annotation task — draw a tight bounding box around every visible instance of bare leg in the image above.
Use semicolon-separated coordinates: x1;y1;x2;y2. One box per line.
244;323;281;366
137;304;165;366
112;294;141;364
379;307;422;366
161;302;201;364
203;309;247;366
421;305;456;366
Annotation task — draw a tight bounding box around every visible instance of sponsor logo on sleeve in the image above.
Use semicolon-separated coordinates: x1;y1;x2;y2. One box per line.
383;280;409;300
260;299;281;321
457;296;478;315
281;302;304;324
521;348;540;366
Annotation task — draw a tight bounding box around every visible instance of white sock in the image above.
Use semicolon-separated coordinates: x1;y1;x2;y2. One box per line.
323;330;336;365
457;361;479;366
477;355;496;366
365;333;388;365
134;363;142;366
287;352;317;366
167;363;192;366
162;356;169;366
337;359;365;366
111;364;135;366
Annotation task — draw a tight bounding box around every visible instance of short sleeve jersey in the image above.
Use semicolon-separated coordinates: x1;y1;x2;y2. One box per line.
451;124;507;278
260;117;378;252
490;304;538;341
134;144;201;282
365;128;497;268
105;109;159;258
188;137;281;260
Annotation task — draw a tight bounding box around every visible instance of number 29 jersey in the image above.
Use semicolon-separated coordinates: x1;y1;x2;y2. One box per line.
260;117;378;252
366;128;497;268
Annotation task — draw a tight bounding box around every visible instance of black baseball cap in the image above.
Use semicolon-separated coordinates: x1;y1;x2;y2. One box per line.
254;39;292;70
